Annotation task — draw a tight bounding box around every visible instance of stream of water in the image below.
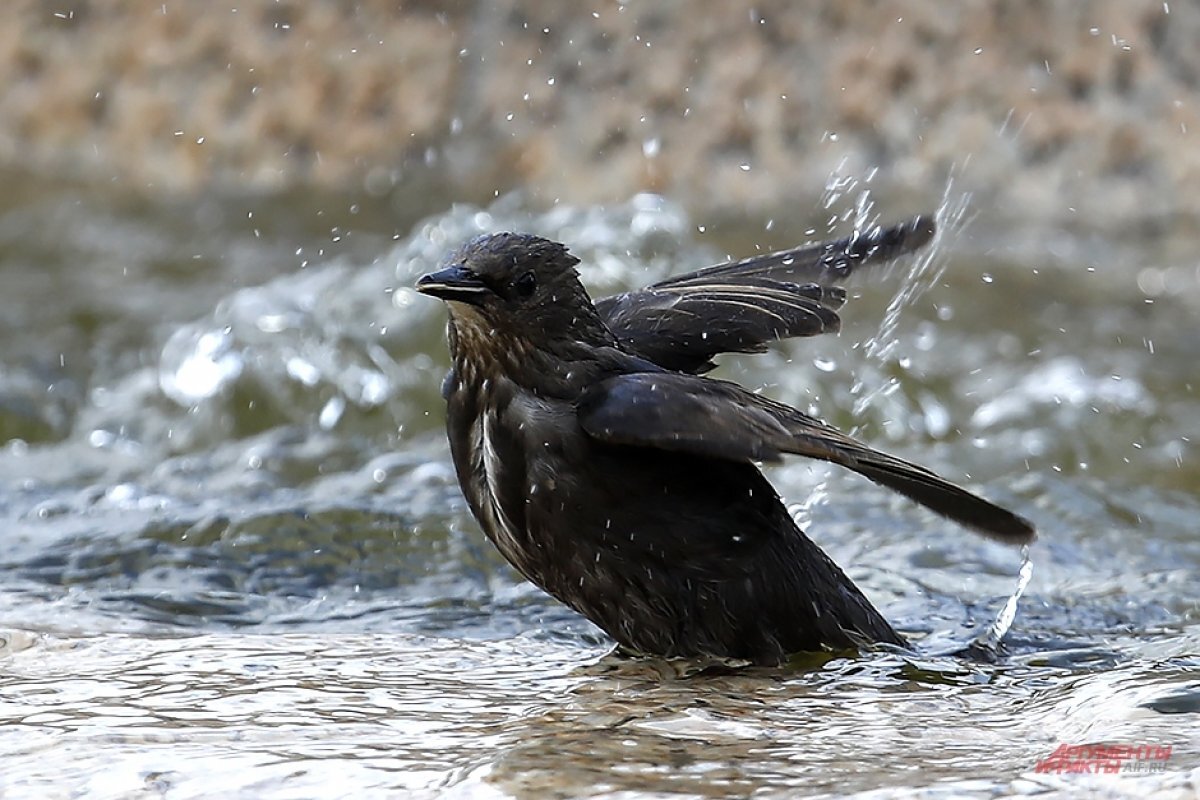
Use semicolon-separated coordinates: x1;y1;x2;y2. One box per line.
0;186;1196;798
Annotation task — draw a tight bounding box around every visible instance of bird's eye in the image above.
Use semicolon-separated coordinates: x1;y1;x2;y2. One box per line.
514;271;537;298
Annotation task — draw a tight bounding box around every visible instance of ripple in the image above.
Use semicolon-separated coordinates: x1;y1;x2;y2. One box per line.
1;193;1199;797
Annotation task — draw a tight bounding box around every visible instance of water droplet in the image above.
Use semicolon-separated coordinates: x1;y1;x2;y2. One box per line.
88;430;116;448
319;396;346;429
286;357;321;387
922;399;950;438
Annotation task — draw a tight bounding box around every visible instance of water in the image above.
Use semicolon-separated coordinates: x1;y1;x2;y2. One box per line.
1;183;1198;798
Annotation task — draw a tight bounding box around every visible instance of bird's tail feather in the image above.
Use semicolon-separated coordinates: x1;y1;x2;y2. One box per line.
846;457;1035;545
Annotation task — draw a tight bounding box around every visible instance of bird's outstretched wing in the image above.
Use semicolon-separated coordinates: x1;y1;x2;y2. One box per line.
577;371;1035;545
595;215;935;373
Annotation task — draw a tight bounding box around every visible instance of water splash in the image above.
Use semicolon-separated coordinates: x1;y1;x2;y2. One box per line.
159;327;244;405
977;544;1034;650
851;181;971;417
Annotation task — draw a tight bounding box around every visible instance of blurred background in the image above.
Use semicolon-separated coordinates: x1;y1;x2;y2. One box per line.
4;0;1197;228
1;2;1198;798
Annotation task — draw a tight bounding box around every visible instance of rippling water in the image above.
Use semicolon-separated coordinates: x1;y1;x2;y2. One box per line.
1;183;1197;798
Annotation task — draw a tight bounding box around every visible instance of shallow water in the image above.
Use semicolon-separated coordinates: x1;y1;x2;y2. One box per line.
0;184;1197;798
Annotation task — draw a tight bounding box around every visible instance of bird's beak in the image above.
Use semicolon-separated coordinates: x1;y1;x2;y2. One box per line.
416;265;490;303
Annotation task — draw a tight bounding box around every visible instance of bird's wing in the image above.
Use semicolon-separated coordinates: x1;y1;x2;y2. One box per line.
653;214;936;288
594;216;935;373
595;281;845;373
578;371;1035;545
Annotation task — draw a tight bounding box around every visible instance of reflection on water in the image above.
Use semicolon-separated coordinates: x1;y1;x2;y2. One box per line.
0;191;1197;797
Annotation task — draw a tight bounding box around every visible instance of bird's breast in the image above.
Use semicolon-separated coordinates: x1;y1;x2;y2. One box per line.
447;371;569;577
473;406;527;562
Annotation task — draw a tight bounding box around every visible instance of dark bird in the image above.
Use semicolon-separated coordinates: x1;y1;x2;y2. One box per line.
416;217;1035;665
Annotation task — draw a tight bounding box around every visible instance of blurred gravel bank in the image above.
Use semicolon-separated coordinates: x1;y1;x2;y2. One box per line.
3;1;1196;231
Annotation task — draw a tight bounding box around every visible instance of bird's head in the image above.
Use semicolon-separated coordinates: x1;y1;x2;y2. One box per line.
416;233;616;355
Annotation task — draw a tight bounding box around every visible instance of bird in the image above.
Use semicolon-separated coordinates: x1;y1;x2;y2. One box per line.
415;217;1035;665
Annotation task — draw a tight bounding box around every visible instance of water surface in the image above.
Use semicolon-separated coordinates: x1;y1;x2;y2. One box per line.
1;186;1197;798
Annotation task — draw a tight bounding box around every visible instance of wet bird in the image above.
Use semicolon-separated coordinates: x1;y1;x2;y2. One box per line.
416;218;1035;665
